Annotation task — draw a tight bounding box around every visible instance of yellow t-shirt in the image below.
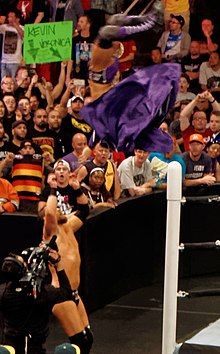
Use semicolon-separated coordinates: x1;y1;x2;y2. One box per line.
165;0;189;13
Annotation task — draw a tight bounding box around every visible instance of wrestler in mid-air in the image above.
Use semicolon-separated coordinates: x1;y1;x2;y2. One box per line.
81;0;180;154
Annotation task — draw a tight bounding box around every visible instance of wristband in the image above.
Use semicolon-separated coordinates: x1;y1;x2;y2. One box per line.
210;98;216;103
74;188;83;197
50;188;57;196
155;179;162;189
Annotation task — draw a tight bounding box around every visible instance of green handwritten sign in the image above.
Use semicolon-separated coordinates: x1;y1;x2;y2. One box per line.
23;21;73;64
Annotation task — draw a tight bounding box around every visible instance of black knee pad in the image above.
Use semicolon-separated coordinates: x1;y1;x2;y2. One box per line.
69;330;91;354
84;325;94;351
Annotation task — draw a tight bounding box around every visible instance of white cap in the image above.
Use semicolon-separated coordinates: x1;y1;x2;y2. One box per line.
67;95;84;108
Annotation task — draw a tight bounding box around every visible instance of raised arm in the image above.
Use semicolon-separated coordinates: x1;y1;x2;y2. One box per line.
43;174;58;240
112;162;121;201
59;80;75;113
180;96;198;131
52;61;67;100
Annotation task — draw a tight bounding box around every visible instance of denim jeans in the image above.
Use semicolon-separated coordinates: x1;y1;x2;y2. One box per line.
1;63;20;80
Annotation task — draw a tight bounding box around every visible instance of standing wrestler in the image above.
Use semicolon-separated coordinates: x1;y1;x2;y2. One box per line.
42;173;92;354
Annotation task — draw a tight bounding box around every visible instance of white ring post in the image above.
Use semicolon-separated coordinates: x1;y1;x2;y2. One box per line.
162;161;182;354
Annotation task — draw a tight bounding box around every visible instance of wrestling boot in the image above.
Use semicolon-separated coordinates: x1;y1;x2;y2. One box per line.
98;0;163;45
69;330;92;354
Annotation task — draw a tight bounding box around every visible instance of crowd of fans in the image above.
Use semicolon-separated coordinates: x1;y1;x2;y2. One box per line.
0;0;220;214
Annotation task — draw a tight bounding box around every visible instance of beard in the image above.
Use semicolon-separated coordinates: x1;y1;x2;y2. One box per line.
37;123;48;129
16;135;25;141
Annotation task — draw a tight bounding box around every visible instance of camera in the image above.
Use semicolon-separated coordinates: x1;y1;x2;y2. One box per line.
19;235;58;298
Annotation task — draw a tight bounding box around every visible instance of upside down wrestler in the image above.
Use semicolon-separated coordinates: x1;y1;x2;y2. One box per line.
80;0;181;154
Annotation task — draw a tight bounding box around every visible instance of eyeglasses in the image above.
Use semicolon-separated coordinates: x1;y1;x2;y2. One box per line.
169;20;179;25
2;81;14;85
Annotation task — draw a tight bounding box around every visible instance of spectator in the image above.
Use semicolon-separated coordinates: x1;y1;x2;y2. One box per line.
30;93;40;115
1;76;16;96
42;175;92;354
207;110;220;144
0;98;7;122
63;132;91;172
149;137;186;189
159;120;182;153
118;40;137;79
81;167;116;209
168;104;185;152
14;66;31;100
200;18;219;54
60;86;93;144
206;141;220;181
0;122;11;161
150;46;166;65
180;91;219;151
181;40;209;94
0;139;44;213
35;62;67;108
2;93;17;139
159;121;169;133
38;159;89;217
175;73;196;106
16;0;45;25
163;0;190;32
3;139;45;213
199;51;220;102
0;177;19;213
0;10;24;80
7;120;42;157
17;96;34;132
205;110;220;166
76;140;121;203
8;120;28;154
182;133;216;189
30;108;59;162
118;148;155;197
48;109;70;158
50;0;84;31
157;14;191;63
66;15;94;86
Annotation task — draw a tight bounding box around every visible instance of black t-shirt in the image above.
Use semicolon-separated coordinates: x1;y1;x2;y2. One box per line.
16;0;46;25
0;270;71;339
199;32;220;49
0;0;18;15
2;114;16;141
181;54;209;93
30;128;59;159
61;113;93;145
40;185;79;215
50;129;72;158
0;141;11;160
55;0;68;21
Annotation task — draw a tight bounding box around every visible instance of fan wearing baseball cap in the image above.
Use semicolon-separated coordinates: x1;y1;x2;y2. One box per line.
163;0;190;32
157;12;191;62
182;133;216;189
